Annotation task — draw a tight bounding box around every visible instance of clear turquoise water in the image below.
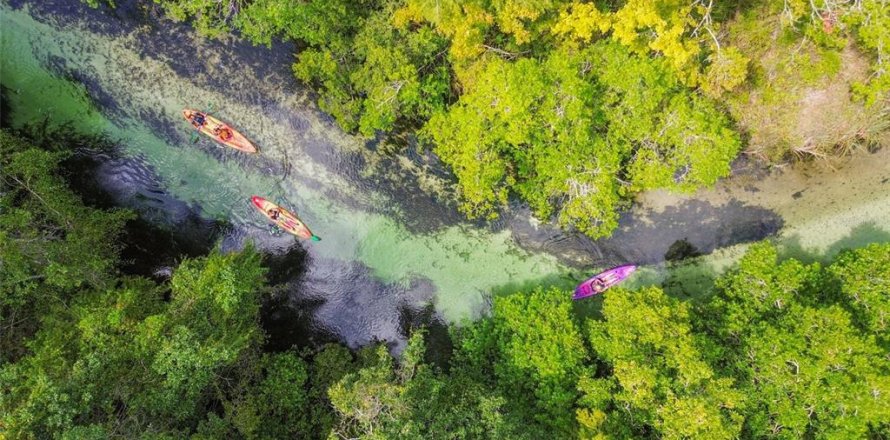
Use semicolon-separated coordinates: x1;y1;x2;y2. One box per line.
0;2;575;347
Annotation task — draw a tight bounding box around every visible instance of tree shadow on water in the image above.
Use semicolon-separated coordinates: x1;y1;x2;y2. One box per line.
659;261;720;301
260;245;345;352
595;198;784;266
398;303;454;370
778;221;890;264
261;291;340;353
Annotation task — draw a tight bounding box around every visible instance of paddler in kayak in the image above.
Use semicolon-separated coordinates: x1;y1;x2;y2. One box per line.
590;278;606;294
266;208;283;234
189;111;206;129
213;125;234;141
266;207;300;231
182;109;258;153
573;265;636;300
267;207;281;221
252;196;320;241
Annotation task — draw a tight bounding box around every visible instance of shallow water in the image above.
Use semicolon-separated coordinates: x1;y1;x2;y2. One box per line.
2;0;887;349
1;1;571;349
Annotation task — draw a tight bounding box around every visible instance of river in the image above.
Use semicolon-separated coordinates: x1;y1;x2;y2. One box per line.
2;0;888;350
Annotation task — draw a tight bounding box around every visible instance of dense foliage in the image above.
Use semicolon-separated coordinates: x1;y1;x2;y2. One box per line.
125;0;889;238
1;130;133;360
9;0;890;433
0;130;363;438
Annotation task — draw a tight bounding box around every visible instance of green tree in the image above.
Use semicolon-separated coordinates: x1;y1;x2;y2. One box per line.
151;0;248;38
294;6;452;137
828;243;890;346
847;0;890;106
326;328;529;439
425;42;739;238
764;0;889;106
708;242;823;339
326;335;416;438
224;352;310;438
139;248;267;418
452;287;588;437
1;246;269;437
123;0;753;240
583;287;745;439
236;0;363;49
424;48;620;234
739;305;890;438
1;130;132;360
708;242;890;438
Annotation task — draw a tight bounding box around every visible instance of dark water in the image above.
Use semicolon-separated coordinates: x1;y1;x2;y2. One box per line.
1;0;805;351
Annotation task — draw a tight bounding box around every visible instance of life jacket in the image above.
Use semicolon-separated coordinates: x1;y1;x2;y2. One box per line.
218;127;233;141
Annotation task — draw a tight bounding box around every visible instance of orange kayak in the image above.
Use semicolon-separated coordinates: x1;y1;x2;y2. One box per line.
182;109;257;153
252;196;320;241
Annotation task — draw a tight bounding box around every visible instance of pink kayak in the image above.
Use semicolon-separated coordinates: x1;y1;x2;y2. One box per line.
573;265;636;300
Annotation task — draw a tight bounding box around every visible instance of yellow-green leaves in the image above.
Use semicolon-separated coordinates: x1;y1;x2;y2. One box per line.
552;2;612;43
611;0;700;79
423;51;620;234
489;0;563;44
396;0;493;64
701;46;750;97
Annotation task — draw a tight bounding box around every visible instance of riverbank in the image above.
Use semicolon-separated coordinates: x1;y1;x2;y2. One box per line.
637;147;890;272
